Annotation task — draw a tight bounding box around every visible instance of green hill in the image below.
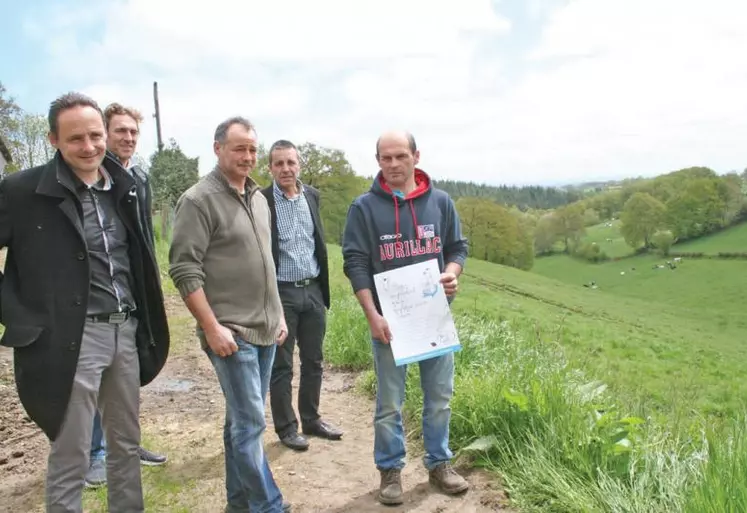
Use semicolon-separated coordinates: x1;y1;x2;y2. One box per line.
572;218;747;260
673;221;747;253
324;243;747;512
329;244;747;419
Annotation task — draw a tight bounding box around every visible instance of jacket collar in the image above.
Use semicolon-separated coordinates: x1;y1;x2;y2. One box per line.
36;150;134;199
209;165;259;197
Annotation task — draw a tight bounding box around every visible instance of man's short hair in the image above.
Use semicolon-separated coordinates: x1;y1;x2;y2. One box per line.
268;139;298;166
375;132;417;158
104;102;144;129
48;92;104;136
214;116;255;144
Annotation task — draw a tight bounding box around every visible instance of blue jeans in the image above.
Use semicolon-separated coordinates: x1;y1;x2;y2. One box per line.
372;339;455;471
208;336;285;513
90;410;106;462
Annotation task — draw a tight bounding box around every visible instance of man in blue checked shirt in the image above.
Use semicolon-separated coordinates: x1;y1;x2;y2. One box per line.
261;140;343;451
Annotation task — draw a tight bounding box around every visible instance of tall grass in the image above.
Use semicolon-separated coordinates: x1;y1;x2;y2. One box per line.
323;293;747;512
684;417;747;513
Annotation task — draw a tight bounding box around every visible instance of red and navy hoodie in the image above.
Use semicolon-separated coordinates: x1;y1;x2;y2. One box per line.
342;168;469;314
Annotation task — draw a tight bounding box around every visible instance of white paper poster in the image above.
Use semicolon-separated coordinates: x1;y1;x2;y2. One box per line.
373;258;461;366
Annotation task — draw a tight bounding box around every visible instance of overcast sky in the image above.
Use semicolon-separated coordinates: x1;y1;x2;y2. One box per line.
3;0;747;186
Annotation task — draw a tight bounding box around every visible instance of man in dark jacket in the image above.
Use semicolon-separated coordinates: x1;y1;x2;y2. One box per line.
84;102;167;489
261;140;342;452
341;130;469;506
0;92;170;513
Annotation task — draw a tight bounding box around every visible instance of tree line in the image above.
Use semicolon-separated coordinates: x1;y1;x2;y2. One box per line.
433;179;585;210
151;156;747;270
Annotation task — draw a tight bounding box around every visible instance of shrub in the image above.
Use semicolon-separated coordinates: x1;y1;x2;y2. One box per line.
572;241;610;263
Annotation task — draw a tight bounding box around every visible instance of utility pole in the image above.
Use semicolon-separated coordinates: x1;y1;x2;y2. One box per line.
152;81;169;239
153;81;164;153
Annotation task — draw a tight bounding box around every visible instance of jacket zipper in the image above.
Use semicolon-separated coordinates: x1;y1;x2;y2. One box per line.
236;186;271;333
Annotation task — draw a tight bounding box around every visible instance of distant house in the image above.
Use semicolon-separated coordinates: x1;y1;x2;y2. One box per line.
0;136;11;176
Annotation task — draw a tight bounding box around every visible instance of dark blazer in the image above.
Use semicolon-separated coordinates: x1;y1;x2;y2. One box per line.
0;152;170;441
105;150;154;246
261;183;330;309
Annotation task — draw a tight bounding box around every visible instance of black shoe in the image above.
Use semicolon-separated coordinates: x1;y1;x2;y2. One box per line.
138;446;167;466
302;419;343;440
280;432;309;451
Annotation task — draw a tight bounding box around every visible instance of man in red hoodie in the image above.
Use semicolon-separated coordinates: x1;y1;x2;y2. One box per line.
341;131;470;505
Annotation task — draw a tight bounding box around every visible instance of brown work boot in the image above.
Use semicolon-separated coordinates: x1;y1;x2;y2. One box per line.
378;468;404;505
429;462;470;495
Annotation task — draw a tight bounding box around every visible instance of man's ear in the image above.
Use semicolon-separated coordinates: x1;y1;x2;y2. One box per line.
48;131;58;149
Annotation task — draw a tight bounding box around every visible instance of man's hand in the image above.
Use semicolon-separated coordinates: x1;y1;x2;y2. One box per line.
368;313;393;344
205;324;238;358
440;272;459;297
275;317;288;345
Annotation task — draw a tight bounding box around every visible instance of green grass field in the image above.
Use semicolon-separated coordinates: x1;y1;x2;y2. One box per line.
578;219;634;258
673;221;747;253
529;247;747;420
322;241;747;512
572;217;747;258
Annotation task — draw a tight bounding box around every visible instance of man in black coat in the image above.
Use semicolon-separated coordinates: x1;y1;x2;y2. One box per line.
83;102;168;490
261;139;342;452
0;92;170;513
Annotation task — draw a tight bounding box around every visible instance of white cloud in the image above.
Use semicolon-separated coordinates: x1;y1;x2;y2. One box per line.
21;0;747;185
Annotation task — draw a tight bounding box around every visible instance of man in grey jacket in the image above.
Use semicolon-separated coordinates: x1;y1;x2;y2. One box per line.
169;116;291;513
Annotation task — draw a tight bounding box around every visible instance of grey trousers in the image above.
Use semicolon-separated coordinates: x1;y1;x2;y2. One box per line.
46;316;143;513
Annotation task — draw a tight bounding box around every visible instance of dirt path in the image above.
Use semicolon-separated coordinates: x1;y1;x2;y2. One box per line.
0;300;511;513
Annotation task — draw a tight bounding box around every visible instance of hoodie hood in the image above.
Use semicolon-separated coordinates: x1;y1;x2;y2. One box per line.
371;168;431;201
371;168;432;241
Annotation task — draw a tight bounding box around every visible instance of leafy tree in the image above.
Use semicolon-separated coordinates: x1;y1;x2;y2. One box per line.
552;203;586;253
666;178;725;240
0;82;21;139
0;82;22;173
620;192;666;249
11;113;53;169
455;197;534;270
149;139;200;239
533;213;560;255
318;173;369;244
583;208;600;227
149;139;199;207
718;172;746;225
651;230;675;256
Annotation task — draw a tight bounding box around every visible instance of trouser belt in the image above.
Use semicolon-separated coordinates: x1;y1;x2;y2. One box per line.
279;277;318;288
87;310;133;324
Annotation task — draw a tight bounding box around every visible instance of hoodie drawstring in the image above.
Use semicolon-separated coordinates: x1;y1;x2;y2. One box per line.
392;195;419;239
394;196;401;238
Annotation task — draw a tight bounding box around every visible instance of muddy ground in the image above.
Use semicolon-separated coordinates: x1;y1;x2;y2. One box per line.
0;298;511;513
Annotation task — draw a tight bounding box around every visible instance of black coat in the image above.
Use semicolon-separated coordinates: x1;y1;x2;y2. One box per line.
0;152;170;441
105;150;154;247
261;183;330;309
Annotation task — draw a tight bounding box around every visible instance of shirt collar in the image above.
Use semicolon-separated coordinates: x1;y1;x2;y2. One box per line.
69;165;113;192
273;178;304;200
